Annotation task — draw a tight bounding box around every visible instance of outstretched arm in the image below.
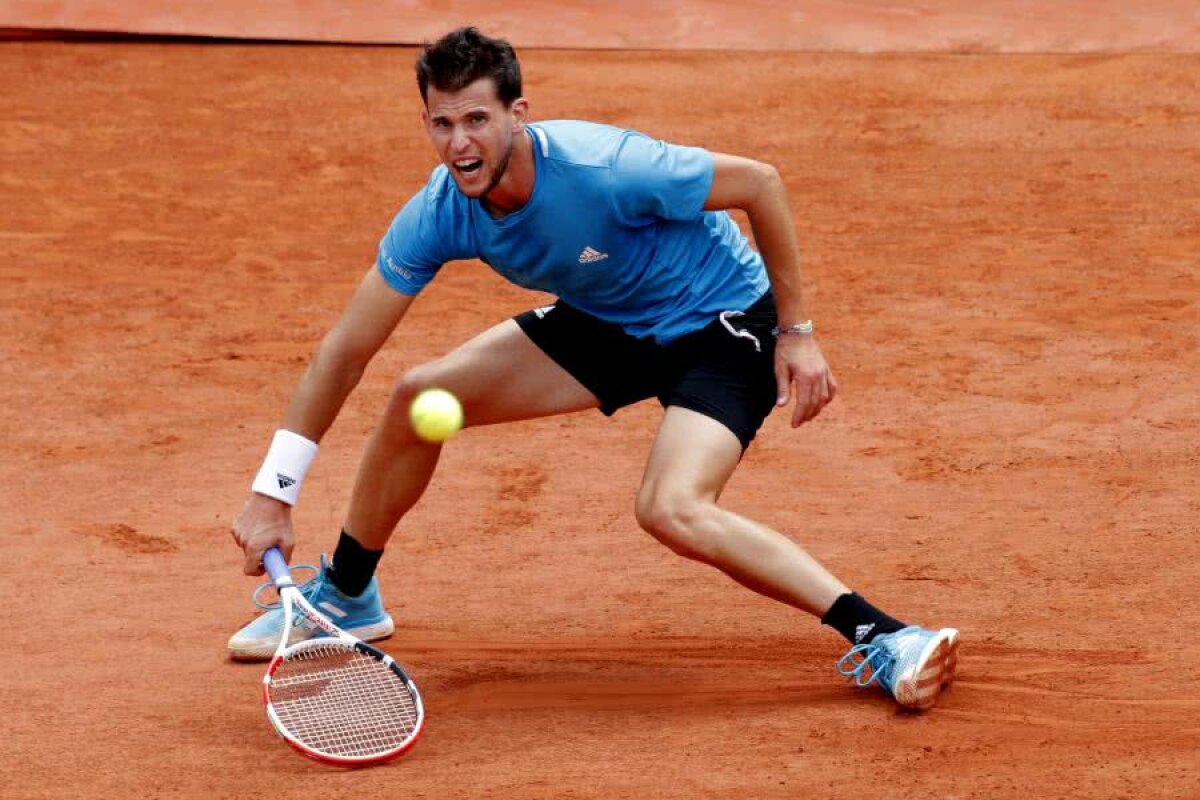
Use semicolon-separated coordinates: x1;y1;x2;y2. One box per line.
232;267;415;574
277;268;415;440
704;152;837;427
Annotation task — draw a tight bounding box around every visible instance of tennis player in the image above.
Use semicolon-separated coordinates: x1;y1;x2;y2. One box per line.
230;27;959;710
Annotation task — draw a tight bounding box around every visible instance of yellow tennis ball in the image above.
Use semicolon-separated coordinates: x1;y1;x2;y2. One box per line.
409;388;464;443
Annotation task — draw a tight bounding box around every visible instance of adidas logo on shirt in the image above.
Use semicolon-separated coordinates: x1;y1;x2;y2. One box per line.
577;246;609;264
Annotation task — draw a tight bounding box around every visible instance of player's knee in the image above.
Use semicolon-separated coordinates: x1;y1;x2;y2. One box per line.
634;490;715;562
385;363;452;434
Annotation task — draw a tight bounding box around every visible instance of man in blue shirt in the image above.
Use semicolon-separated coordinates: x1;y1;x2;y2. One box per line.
231;27;959;710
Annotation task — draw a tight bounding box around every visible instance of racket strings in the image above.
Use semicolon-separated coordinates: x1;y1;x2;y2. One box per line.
268;643;420;758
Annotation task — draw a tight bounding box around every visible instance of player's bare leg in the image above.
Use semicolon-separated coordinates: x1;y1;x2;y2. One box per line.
635;405;848;616
636;406;959;709
230;318;597;660
345;318;599;549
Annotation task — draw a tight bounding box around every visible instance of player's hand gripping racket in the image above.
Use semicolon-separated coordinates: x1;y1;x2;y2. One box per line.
261;547;424;765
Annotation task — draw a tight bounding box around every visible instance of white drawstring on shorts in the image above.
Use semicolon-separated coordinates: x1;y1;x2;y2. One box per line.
718;310;762;352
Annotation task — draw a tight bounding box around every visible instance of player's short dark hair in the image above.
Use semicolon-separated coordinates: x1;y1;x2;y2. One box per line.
415;27;523;107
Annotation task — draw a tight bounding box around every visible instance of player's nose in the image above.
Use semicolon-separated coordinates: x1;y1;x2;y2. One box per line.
449;126;471;153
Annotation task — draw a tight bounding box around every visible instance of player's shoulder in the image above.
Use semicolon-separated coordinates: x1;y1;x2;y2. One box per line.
401;164;469;223
531;119;640;169
419;164;463;207
383;164;471;245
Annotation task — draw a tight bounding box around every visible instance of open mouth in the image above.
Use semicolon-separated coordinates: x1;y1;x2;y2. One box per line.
454;158;484;176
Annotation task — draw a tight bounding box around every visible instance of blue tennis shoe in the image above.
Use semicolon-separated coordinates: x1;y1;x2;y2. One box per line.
837;626;960;710
227;556;394;661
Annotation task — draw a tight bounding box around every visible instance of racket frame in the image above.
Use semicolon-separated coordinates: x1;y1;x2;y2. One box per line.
261;547;425;766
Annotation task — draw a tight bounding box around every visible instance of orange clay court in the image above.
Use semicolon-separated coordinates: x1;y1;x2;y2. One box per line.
2;2;1199;797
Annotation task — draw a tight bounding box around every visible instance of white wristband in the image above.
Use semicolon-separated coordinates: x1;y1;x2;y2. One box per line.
251;430;319;506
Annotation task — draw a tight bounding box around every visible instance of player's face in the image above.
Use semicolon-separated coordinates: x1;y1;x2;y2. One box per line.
423;78;527;199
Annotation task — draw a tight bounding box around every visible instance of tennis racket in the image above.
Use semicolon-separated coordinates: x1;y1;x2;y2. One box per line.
261;547;425;766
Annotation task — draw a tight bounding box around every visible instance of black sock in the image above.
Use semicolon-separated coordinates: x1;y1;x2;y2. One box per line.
821;592;907;645
327;529;384;597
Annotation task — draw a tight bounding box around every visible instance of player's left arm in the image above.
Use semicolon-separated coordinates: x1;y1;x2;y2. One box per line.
704;152;837;426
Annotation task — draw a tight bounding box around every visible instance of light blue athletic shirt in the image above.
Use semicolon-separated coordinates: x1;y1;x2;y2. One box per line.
376;120;769;343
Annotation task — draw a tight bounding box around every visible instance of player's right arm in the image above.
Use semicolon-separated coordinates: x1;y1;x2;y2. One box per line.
277;268;415;442
233;267;415;575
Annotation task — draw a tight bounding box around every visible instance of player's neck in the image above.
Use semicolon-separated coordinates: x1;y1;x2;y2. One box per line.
481;129;535;218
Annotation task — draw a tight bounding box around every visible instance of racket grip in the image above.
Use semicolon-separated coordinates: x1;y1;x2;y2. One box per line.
263;547;291;584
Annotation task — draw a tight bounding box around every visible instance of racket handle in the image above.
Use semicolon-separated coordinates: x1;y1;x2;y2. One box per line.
263;547;291;584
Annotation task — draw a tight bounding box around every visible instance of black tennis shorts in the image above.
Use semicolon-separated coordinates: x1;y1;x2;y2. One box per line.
514;292;779;449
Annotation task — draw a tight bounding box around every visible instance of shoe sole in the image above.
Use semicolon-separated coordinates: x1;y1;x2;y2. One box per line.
227;614;396;662
894;627;960;710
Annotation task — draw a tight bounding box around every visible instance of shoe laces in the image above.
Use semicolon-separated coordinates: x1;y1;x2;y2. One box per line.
836;640;897;688
251;563;319;611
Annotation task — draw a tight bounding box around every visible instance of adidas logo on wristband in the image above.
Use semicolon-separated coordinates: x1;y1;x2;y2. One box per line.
276;474;296;489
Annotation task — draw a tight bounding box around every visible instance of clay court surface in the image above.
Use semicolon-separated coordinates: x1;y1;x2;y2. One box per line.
3;11;1200;800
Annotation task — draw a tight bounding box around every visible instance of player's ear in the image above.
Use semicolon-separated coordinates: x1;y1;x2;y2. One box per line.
510;97;529;130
